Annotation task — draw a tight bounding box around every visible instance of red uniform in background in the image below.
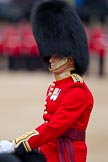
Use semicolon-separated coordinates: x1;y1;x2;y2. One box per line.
21;23;39;56
14;74;94;162
89;25;106;76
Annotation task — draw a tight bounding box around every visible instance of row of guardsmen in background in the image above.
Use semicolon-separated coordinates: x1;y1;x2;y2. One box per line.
0;21;48;71
0;20;108;76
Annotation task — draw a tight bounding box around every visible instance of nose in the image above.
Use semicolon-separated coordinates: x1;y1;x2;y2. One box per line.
49;56;54;63
49;58;51;63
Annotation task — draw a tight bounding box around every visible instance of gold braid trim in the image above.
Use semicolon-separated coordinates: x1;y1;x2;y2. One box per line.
71;73;83;83
14;130;39;150
23;141;32;152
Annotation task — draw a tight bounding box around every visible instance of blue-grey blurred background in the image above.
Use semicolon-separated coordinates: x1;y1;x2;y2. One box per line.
0;1;108;162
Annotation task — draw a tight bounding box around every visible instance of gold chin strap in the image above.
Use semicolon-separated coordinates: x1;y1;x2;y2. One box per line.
54;67;75;81
49;57;68;72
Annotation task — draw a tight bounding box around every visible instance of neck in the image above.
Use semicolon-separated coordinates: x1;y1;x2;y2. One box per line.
54;68;75;81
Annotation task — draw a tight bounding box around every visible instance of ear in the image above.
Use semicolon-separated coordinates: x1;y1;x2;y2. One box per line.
68;58;74;66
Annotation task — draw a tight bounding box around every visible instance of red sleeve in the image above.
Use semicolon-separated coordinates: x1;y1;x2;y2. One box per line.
28;85;92;149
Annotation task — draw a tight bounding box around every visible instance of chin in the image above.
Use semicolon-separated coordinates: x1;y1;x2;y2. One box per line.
53;69;63;74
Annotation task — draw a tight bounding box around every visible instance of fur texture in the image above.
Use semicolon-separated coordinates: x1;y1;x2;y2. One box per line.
31;0;89;74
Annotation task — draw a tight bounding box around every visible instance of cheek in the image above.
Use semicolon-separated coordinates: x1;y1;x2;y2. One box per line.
51;59;61;64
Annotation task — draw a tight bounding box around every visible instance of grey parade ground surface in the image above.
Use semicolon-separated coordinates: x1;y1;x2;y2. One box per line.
0;70;108;162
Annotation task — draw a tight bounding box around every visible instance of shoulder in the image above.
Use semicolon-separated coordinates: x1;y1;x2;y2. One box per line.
71;73;83;83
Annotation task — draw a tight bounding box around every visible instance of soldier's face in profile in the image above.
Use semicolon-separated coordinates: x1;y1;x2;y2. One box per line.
49;55;74;74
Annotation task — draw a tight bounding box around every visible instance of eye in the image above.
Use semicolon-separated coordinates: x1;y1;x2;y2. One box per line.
54;55;63;60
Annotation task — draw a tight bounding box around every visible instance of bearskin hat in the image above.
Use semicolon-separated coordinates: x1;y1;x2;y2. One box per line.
31;0;89;75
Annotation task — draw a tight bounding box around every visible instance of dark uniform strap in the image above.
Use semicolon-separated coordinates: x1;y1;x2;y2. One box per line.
58;128;85;162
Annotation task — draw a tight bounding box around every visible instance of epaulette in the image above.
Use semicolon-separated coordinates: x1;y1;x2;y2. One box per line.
71;73;83;83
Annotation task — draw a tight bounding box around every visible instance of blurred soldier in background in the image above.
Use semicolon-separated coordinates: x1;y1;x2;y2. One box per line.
0;1;94;162
89;23;106;76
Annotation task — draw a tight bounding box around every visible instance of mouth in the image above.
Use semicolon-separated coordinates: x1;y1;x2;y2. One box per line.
49;64;55;71
49;57;68;72
49;64;55;68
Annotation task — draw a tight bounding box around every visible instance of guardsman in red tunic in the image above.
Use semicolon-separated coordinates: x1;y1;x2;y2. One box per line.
0;1;94;162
